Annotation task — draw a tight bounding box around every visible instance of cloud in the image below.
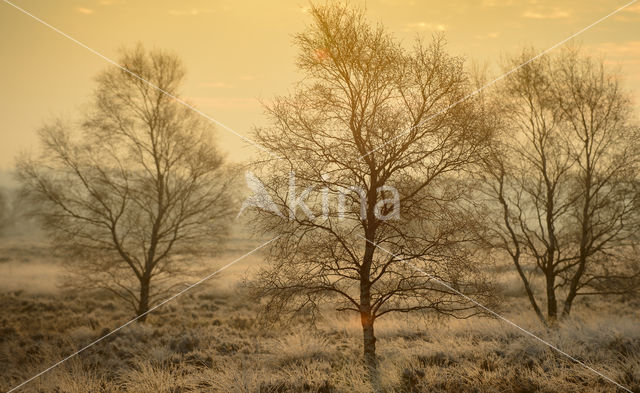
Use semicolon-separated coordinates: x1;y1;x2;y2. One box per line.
523;9;570;19
627;3;640;13
199;82;235;89
475;32;500;40
75;7;94;15
591;41;640;65
168;8;212;16
482;0;514;6
378;0;417;5
187;96;260;110
614;3;640;21
404;22;447;32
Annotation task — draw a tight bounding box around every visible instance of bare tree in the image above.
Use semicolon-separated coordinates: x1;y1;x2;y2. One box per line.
478;51;575;325
478;47;640;326
553;49;640;316
247;4;494;387
17;45;234;321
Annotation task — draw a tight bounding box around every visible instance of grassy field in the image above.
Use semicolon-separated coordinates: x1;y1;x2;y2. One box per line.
1;239;639;393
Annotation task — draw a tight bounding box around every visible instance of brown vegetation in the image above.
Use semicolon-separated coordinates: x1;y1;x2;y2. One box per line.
1;256;639;392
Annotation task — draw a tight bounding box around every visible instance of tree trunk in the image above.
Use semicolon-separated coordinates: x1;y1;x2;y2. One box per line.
562;257;586;318
562;292;576;317
545;271;557;326
563;165;591;319
137;275;151;323
361;309;380;391
359;173;381;391
517;268;547;326
497;189;548;327
360;238;381;391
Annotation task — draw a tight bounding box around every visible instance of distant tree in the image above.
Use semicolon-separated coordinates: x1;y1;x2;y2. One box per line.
0;188;8;235
478;47;640;326
553;49;640;316
247;4;494;388
17;45;234;321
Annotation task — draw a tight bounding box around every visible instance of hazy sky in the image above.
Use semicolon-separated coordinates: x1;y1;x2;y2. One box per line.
1;0;639;170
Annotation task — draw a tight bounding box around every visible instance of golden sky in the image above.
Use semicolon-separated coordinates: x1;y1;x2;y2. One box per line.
1;0;639;170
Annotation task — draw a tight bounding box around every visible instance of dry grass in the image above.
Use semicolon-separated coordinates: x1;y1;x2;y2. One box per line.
0;241;639;393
